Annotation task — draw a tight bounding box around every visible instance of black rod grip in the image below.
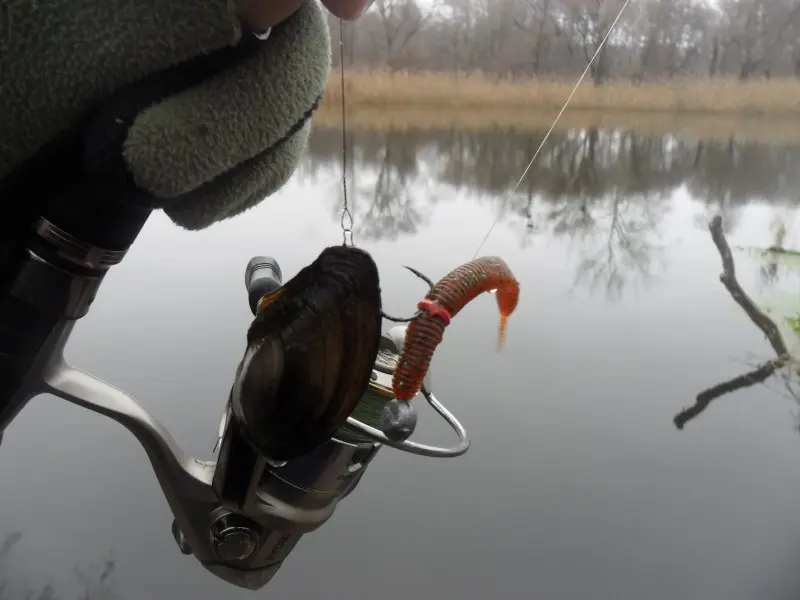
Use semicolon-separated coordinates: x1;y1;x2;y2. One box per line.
0;292;61;431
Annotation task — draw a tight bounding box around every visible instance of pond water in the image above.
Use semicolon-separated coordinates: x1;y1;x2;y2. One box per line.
2;125;800;600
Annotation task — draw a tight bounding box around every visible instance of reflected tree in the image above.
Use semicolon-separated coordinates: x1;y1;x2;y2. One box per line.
514;193;543;249
300;126;800;263
689;139;746;234
352;131;429;239
0;532;117;600
538;130;674;299
435;129;550;199
689;138;800;234
758;214;788;289
571;190;668;299
305;129;433;241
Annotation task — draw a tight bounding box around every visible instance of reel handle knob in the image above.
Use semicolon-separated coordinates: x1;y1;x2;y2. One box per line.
244;257;282;315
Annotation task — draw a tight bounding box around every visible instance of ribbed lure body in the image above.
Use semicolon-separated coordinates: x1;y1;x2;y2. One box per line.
392;257;520;401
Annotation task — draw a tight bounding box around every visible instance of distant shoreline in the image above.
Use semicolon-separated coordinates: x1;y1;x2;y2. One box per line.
314;70;800;144
321;70;800;116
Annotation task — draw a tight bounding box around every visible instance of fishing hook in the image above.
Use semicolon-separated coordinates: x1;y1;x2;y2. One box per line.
404;265;435;290
381;266;435;323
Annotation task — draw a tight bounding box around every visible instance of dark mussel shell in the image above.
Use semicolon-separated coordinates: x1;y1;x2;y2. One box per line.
230;245;383;462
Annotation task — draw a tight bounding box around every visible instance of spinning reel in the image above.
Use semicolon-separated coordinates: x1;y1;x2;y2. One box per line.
0;219;470;590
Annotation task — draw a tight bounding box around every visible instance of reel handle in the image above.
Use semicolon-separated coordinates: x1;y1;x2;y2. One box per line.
244;257;282;315
23;249;470;592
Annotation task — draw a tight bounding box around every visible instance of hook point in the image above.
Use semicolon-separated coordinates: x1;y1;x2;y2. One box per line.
403;265;435;291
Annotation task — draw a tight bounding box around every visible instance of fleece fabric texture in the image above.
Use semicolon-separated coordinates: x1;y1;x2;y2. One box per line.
0;0;331;230
127;1;331;229
0;0;241;181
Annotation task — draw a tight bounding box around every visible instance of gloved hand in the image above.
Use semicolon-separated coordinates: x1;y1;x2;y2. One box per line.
0;0;369;245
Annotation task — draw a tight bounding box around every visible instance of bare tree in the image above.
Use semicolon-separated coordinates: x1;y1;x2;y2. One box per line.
329;0;800;81
551;0;628;84
513;0;557;74
633;0;711;81
372;0;432;70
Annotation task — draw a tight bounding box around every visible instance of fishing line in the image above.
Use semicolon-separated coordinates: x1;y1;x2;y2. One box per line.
339;18;354;247
337;20;419;324
471;0;633;259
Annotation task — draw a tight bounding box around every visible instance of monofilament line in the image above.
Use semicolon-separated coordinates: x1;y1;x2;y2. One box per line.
339;19;348;207
338;19;355;246
472;0;632;259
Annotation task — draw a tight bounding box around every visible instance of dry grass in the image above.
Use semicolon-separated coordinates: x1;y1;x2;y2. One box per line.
313;106;800;144
322;69;800;116
315;70;800;144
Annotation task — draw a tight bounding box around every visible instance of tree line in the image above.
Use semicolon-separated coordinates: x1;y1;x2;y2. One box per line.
329;0;800;81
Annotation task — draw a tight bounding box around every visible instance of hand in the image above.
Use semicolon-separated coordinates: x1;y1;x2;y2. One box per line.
238;0;373;31
2;0;355;235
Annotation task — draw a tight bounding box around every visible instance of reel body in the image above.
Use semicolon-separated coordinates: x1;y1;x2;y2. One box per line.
0;227;470;590
197;257;469;588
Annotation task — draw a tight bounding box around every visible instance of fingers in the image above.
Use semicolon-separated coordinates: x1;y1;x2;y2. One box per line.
319;0;375;20
237;0;374;31
236;0;307;31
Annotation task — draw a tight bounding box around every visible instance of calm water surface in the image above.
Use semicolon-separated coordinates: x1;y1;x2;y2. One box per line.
3;126;800;599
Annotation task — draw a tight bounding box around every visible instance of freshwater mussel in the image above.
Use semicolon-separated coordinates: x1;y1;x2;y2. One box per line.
229;245;384;462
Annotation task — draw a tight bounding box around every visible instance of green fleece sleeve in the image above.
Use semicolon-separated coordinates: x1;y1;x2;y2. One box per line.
125;1;331;229
1;0;331;231
1;0;242;180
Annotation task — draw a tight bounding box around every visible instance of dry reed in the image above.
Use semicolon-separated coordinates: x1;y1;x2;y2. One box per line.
321;69;800;116
313;106;800;144
314;70;800;143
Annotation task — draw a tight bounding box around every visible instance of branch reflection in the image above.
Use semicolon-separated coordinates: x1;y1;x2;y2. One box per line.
0;532;117;600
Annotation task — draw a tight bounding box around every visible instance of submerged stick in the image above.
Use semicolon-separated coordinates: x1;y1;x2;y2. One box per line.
673;215;792;430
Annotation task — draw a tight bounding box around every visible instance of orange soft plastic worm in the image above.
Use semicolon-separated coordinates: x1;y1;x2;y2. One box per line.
392;257;520;401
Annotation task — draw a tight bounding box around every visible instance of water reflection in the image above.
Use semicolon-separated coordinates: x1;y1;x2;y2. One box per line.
3;125;800;600
0;532;116;600
301;126;800;299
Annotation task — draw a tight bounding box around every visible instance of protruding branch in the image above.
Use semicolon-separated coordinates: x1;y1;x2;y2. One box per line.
708;215;788;357
673;216;792;429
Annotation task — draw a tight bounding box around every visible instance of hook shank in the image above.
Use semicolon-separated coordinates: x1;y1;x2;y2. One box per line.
381;265;435;323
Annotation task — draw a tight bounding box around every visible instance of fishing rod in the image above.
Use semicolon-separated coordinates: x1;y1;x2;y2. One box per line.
0;210;470;592
0;25;470;599
0;0;631;592
0;35;471;584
